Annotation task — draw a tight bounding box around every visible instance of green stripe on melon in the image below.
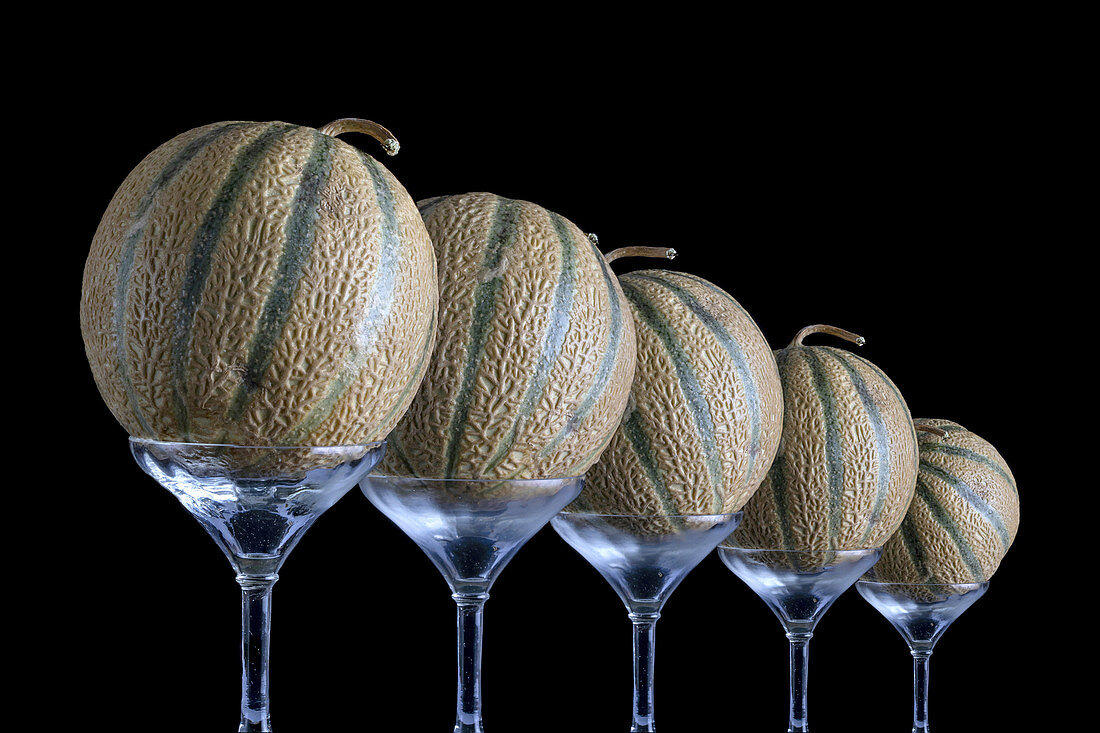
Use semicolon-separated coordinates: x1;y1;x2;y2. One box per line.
872;419;1020;584
619;404;684;522
378;193;636;479
81;118;438;448
537;233;627;460
169;122;298;437
918;461;1012;549
439;196;522;477
226;130;335;426
580;270;783;518
482;211;579;473
913;474;987;580
897;514;936;582
628;271;767;489
621;278;724;508
734;325;918;552
918;442;1018;495
819;349;893;543
113;121;252;436
278;150;416;445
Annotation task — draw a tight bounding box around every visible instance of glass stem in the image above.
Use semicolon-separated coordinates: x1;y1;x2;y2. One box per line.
628;611;660;733
786;630;813;733
454;591;489;733
912;649;933;732
237;572;278;733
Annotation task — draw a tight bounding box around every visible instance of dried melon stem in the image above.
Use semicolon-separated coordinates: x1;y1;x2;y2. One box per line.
602;245;678;264
915;424;948;437
789;324;866;348
318;118;400;156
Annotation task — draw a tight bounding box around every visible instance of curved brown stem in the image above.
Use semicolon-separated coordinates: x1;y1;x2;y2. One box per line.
915;424;947;437
604;246;678;264
789;324;866;348
318;118;400;156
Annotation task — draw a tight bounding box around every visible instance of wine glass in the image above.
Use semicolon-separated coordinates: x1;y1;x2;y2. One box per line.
717;546;882;732
857;580;989;732
552;511;742;732
359;474;584;733
129;438;385;732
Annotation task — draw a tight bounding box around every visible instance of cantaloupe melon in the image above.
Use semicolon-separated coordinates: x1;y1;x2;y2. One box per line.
579;270;784;519
734;325;919;551
81;118;437;447
378;193;635;479
870;419;1020;584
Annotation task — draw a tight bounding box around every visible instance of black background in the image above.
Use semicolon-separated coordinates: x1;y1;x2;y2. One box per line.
27;42;1072;732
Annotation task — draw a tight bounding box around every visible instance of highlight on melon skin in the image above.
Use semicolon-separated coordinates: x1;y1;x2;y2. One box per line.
574;263;785;522
79;118;438;448
378;194;649;481
868;418;1020;587
732;324;920;553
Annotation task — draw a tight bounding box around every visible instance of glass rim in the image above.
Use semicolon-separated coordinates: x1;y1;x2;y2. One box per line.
557;510;742;520
857;579;990;588
718;544;882;554
366;472;584;484
129;437;386;451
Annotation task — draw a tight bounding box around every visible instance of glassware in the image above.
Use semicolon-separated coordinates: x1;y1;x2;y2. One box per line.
130;438;385;732
359;474;584;733
717;546;882;732
857;580;989;732
552;511;742;732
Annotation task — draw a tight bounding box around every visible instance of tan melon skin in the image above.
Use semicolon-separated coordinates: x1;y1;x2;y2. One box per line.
378;193;636;480
81;121;438;447
871;419;1020;585
734;345;919;552
580;271;784;518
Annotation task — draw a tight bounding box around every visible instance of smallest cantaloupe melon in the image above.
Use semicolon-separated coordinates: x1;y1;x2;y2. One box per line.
870;419;1020;584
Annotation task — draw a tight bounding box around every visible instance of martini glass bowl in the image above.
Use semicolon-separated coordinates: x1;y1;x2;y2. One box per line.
717;545;882;732
552;511;742;732
856;579;989;732
129;438;385;732
359;474;584;733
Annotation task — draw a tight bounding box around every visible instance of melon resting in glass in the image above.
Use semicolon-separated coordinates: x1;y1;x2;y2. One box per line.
724;325;919;732
858;420;1020;732
81;118;439;731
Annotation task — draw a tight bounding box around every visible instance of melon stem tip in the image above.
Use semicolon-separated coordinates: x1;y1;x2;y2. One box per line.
789;324;866;348
317;118;400;156
603;245;680;264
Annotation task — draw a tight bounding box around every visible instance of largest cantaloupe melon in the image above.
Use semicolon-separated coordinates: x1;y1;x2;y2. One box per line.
80;118;438;446
378;193;636;479
733;325;919;551
579;270;784;518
